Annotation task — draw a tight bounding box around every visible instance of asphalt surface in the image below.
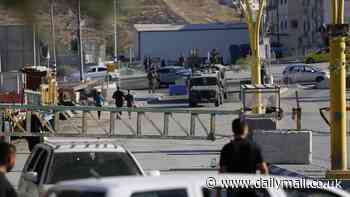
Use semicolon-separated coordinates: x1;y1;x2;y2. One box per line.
9;63;348;190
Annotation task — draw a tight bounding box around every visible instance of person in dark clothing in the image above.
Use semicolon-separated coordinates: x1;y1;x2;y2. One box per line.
112;86;125;119
94;90;104;120
219;119;268;197
219;118;268;174
0;141;17;197
125;90;135;119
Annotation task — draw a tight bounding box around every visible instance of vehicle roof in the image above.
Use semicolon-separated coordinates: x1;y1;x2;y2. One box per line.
88;65;107;69
190;73;218;79
39;137;126;153
158;66;184;70
53;174;346;194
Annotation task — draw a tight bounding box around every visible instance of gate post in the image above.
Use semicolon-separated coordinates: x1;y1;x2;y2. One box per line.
190;113;197;136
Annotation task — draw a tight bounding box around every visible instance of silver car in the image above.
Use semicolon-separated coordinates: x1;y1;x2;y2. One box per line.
17;138;145;197
283;64;329;84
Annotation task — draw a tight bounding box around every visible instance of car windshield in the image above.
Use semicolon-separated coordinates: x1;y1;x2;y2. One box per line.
47;152;141;184
190;77;218;86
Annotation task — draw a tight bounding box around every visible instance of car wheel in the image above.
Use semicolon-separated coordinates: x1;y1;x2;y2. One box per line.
316;76;324;83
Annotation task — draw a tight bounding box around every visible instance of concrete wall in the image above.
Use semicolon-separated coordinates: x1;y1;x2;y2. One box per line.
136;28;250;64
0;25;34;72
253;130;312;164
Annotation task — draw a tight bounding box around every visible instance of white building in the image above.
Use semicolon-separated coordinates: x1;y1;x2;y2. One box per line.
133;23;252;64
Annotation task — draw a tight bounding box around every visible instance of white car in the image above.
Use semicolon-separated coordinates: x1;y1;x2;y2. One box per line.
85;65;119;81
17;138;146;197
44;174;349;197
282;64;329;84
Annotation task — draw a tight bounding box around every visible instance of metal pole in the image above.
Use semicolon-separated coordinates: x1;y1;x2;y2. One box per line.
82;111;87;134
50;0;57;74
78;0;84;81
0;54;2;88
190;113;196;136
110;112;116;135
163;112;170;136
26;111;31;134
137;112;143;136
54;111;59;133
113;0;118;62
327;0;350;179
33;24;37;67
241;0;266;114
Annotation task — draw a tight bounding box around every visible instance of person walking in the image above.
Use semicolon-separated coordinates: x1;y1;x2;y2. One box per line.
152;70;158;94
125;90;135;119
219;118;268;174
112;86;125;119
0;141;17;197
94;90;104;120
219;118;268;197
147;70;154;94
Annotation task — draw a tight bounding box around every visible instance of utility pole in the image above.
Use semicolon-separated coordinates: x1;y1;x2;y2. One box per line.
77;0;84;81
114;0;118;63
50;0;57;74
326;0;350;179
239;0;267;114
33;24;37;67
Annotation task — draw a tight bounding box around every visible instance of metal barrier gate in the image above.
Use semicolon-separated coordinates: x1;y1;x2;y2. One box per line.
0;104;239;141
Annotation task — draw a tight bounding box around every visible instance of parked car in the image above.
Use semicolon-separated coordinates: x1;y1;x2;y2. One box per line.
44;174;350;197
189;72;224;107
85;65;119;81
157;66;191;87
17;138;146;197
282;64;329;84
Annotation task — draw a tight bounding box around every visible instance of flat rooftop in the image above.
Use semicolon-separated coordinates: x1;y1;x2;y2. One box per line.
134;23;248;32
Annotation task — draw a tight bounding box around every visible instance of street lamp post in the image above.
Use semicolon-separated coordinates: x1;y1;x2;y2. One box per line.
239;0;266;114
77;0;84;81
113;0;118;63
326;0;350;179
50;0;57;74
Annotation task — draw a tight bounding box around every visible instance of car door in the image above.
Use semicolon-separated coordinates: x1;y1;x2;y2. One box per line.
304;65;317;82
19;148;50;197
87;68;97;79
97;67;108;79
18;147;43;197
294;65;306;82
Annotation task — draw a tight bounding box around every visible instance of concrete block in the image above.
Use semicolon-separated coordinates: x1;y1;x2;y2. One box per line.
253;130;312;164
243;117;277;139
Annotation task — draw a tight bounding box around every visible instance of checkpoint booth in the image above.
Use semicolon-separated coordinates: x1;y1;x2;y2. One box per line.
240;84;282;120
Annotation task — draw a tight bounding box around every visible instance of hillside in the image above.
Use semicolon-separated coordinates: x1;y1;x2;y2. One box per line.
0;0;240;56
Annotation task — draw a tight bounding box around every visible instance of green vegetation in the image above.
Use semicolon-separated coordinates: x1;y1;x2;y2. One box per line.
305;52;329;64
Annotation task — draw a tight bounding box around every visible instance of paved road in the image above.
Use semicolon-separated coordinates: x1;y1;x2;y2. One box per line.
7;63;339;188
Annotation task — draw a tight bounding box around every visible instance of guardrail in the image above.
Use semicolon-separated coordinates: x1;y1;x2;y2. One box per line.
0;104;239;141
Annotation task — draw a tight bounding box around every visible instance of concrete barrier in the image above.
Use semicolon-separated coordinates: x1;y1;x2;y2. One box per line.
253;130;312;164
